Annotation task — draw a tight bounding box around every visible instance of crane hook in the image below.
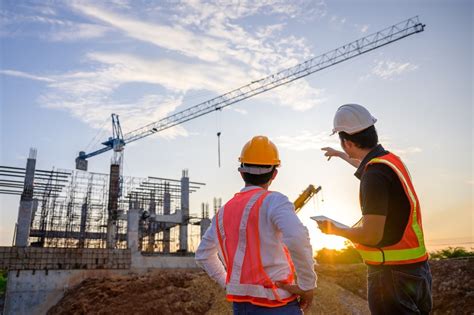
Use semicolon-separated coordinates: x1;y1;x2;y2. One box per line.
217;132;221;168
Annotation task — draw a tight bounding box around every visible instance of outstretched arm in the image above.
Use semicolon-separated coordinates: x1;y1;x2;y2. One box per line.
321;147;360;168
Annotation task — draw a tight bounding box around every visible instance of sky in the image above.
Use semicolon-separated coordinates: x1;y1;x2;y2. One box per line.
0;0;472;251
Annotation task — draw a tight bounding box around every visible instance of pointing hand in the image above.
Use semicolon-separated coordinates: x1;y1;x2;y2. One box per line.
321;147;345;161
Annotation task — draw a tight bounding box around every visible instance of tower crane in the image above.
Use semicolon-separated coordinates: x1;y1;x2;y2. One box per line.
75;17;425;248
75;16;425;171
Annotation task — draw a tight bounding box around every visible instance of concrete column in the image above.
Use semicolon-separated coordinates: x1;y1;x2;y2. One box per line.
106;163;120;249
78;202;88;248
15;201;34;247
147;191;156;252
163;184;171;253
127;207;140;256
15;149;36;247
179;170;189;252
200;218;211;240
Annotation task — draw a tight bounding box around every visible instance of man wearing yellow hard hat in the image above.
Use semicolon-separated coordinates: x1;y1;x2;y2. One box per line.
196;136;317;314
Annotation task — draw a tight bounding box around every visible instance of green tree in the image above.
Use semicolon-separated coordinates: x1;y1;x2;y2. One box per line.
429;247;474;260
0;270;7;295
315;243;362;264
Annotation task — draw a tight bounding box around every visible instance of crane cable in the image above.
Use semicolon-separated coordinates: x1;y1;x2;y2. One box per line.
84;117;109;152
216;109;222;168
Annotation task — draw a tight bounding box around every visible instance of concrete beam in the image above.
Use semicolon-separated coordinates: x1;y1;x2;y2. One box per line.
149;211;183;224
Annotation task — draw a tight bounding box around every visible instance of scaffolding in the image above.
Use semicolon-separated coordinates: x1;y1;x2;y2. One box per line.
0;162;205;252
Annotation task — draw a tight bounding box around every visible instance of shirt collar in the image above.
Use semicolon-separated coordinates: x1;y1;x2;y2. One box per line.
354;144;389;179
240;185;264;192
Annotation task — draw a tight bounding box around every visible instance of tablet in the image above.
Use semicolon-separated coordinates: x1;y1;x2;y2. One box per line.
310;215;349;229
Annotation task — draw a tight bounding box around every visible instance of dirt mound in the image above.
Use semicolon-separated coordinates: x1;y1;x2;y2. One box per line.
48;259;473;315
48;270;226;315
48;269;368;315
316;263;368;300
316;259;474;314
430;258;474;314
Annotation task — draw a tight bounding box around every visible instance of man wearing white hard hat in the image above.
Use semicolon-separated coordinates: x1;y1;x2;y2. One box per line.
319;104;432;314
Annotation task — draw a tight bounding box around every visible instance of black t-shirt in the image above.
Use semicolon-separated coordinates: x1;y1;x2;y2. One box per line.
354;145;411;248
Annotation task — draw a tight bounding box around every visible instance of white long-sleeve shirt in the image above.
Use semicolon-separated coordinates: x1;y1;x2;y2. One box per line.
195;186;317;291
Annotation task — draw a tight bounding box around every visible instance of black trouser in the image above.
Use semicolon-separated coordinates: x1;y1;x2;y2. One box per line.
367;260;432;315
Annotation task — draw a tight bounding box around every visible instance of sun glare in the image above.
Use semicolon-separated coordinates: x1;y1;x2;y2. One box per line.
299;208;349;251
311;232;348;251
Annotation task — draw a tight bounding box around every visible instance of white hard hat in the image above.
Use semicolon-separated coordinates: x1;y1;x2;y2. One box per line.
332;104;377;135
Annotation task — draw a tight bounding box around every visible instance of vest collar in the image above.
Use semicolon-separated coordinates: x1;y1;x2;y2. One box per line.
240;185;264;192
354;144;389;179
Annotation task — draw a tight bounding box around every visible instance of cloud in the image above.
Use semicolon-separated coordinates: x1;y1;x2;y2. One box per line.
232;108;248;115
0;4;111;42
379;136;423;160
84;52;249;92
371;60;418;79
175;0;327;23
41;91;187;138
48;23;111;41
329;15;346;26
262;81;326;111
275;130;337;151
391;146;423;157
256;23;286;38
0;69;55;82
4;1;328;143
70;2;227;63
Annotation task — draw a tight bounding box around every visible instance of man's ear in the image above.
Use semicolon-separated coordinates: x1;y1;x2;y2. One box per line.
343;139;355;150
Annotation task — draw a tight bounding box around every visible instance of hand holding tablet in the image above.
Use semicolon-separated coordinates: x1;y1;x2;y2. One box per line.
310;215;349;229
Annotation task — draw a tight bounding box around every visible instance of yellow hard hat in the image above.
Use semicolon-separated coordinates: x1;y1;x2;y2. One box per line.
239;136;280;166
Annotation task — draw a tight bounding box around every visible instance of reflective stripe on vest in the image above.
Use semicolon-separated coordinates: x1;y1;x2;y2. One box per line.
216;205;229;267
229;190;263;285
215;189;295;305
355;154;428;264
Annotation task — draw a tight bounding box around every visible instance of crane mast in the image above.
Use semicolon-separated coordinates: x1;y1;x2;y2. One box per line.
76;16;425;170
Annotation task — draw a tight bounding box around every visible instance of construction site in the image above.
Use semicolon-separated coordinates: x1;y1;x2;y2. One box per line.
1;5;473;315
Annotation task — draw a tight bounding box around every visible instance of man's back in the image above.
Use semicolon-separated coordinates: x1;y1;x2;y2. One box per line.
196;135;317;314
220;187;315;288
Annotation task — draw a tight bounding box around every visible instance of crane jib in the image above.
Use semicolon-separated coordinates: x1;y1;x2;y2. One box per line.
77;16;425;168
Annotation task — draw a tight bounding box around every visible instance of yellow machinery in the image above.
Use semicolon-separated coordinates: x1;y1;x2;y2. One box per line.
294;185;322;213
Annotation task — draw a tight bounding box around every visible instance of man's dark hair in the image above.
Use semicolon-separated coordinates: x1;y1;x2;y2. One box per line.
241;164;276;186
338;125;378;149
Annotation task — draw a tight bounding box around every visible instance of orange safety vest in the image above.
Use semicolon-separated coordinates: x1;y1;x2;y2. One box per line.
355;153;429;265
215;188;297;307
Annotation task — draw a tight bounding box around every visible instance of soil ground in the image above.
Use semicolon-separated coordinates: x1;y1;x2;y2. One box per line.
48;258;473;315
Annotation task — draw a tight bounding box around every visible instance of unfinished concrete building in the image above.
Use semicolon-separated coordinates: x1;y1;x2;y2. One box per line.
0;149;208;254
